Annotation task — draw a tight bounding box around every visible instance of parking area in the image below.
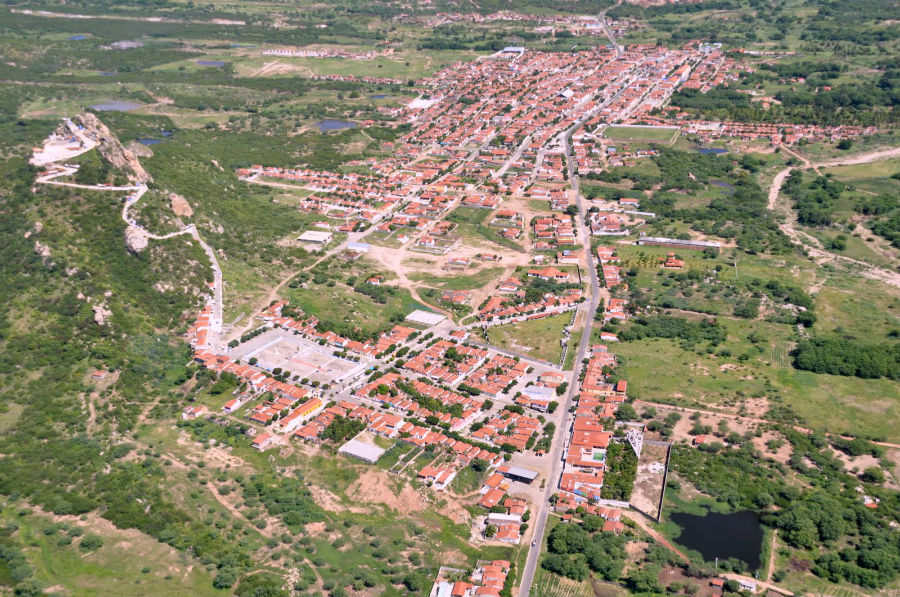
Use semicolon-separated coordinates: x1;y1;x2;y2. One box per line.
229;329;369;384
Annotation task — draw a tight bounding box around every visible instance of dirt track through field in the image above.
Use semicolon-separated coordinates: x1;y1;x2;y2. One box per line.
766;147;900;288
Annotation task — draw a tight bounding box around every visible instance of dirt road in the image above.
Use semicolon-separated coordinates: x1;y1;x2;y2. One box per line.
620;510;689;562
767;147;900;288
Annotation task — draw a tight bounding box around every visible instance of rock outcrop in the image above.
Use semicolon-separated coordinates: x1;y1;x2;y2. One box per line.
124;224;149;254
75;112;153;184
169;192;193;217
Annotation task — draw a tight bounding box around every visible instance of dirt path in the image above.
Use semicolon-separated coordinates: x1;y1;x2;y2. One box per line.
208;483;274;538
378;244;450;316
722;572;794;596
620;510;688;562
766;147;900;288
766;529;778;582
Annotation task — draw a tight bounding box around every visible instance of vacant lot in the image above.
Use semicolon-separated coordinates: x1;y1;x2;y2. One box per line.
487;312;571;363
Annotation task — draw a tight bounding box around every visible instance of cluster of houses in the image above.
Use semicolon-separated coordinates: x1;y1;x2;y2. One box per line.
404;340;490;384
403;42;734;186
356;372;484;431
429;560;512;597
261;47;393;60
553;290;635;517
596;246;626;289
472;410;542;451
579;42;734;129
532;213;576;249
590;212;629;236
604;298;629;324
475;467;538;543
556;343;625;506
571;134;663;174
526;186;569;212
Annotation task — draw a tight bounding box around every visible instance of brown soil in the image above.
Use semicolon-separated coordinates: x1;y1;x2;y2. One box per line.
751;431;793;465
308;484;369;514
346;469;427;513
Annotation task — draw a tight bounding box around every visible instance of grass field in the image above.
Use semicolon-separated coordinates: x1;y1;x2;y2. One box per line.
5;507;227;597
408;267;505;291
487;313;571;363
822;159;900;184
612;324;900;442
449;465;482;495
283;269;429;338
604;125;679;143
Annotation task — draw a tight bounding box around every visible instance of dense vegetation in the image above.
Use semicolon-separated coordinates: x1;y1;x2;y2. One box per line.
670;428;900;588
541;518;627;582
618;315;726;347
591;148;793;254
600;442;638;501
793;337;900;380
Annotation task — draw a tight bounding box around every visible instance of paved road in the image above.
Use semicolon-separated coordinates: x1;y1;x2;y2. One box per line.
493;134;532;179
517;111;609;597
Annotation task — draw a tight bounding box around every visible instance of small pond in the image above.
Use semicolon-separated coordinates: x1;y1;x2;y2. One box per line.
68;35;87;41
371;94;392;99
695;147;729;155
137;138;162;146
315;119;357;131
710;179;736;193
97;72;117;77
669;509;763;570
89;101;142;112
196;60;227;67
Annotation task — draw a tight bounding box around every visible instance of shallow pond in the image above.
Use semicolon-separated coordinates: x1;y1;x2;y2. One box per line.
89;101;142;112
315;119;357;131
695;147;729;155
669;509;763;570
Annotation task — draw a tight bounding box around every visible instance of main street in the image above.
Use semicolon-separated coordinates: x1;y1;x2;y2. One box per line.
516;108;609;597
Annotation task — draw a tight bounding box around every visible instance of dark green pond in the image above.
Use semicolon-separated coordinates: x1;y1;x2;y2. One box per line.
670;509;763;569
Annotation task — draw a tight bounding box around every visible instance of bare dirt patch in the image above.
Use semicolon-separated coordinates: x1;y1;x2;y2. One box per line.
631;443;669;518
752;431;793;465
829;447;895;488
308;484;369;514
346;469;427;513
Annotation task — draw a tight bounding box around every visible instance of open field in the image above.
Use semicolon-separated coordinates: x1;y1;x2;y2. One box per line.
604;125;680;143
486;313;572;364
3;506;228;597
613;333;900;442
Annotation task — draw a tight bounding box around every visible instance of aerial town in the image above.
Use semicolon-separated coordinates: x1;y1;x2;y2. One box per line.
4;1;898;596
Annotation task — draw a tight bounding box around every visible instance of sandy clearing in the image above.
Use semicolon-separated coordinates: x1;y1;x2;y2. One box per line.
346;468;427;513
308;484;370;514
